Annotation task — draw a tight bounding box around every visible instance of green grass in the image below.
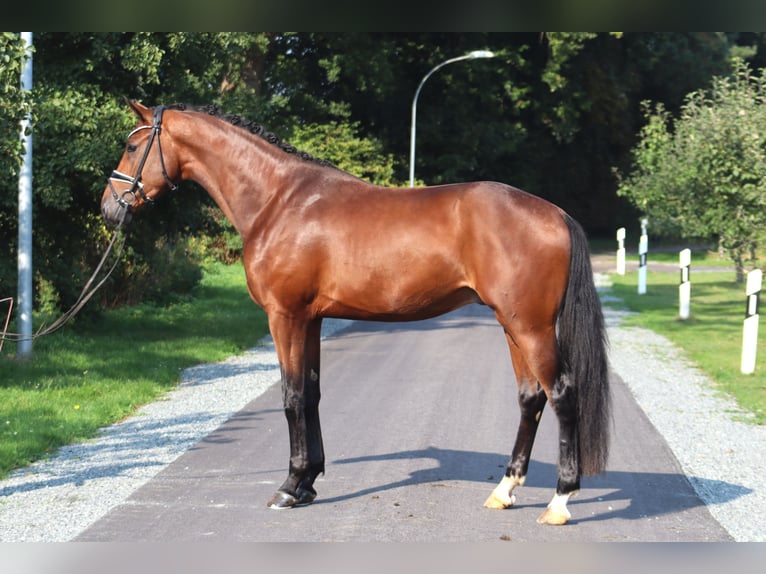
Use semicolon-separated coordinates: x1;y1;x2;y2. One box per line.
641;249;734;266
607;270;766;425
594;240;735;266
0;262;268;479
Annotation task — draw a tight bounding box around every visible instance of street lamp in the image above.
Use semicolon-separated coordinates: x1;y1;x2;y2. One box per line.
408;50;495;187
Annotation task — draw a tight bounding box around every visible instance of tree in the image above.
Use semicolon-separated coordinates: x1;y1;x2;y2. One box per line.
0;33;754;318
617;59;766;280
0;33;273;313
0;33;33;297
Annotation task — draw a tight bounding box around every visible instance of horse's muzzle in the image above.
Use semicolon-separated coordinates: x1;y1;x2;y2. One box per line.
101;199;132;228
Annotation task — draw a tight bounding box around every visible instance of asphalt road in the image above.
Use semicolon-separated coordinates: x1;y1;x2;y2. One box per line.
77;304;732;542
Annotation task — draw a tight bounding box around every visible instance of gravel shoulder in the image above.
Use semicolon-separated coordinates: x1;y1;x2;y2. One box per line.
596;273;766;542
0;279;763;542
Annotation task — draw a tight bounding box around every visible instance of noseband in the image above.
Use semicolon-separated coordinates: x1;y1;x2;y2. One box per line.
108;105;178;210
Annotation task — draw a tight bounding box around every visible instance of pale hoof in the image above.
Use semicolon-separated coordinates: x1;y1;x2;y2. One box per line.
484;475;523;509
483;492;516;509
536;491;574;525
536;507;570;525
267;487;317;509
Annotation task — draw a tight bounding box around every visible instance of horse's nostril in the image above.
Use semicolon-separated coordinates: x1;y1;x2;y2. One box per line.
101;202;132;228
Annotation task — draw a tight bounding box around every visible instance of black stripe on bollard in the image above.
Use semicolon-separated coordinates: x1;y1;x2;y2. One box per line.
745;291;760;319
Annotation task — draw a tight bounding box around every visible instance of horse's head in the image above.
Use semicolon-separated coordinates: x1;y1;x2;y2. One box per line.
100;101;180;226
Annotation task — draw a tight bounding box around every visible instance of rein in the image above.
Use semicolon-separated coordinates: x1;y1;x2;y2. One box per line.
0;211;129;345
0;108;178;347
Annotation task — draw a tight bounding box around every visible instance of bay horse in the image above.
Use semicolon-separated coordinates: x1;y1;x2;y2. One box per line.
101;101;611;525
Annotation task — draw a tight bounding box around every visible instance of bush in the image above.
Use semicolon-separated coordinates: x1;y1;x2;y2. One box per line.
98;234;206;309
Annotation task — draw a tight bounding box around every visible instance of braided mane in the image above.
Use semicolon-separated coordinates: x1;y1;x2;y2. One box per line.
166;103;334;168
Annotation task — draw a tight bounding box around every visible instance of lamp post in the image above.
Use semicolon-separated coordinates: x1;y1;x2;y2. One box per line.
17;32;33;360
408;50;495;188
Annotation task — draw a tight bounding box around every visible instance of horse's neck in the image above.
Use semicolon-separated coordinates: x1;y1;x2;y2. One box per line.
175;117;287;236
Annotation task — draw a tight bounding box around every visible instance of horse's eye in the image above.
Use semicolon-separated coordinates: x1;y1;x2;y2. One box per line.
126;143;138;153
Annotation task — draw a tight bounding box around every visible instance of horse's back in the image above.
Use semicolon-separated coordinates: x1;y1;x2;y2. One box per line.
313;180;569;320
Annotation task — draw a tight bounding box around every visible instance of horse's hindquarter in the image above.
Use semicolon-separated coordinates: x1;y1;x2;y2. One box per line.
246;180;570;322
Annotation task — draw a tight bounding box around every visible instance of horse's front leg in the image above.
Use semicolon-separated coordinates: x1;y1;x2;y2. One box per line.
266;313;325;509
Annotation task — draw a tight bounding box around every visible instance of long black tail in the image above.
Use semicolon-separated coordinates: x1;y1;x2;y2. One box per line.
557;214;611;476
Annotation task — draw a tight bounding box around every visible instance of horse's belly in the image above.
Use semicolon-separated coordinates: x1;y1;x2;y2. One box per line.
315;281;482;322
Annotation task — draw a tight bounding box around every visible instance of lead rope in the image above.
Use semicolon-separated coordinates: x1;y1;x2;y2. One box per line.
0;209;129;345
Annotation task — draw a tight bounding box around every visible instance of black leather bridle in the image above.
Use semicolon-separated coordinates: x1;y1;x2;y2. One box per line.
108;105;178;210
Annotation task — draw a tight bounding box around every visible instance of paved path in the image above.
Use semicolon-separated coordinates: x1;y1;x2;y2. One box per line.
77;305;733;542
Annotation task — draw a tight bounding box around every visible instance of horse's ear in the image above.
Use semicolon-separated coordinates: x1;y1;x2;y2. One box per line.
124;98;151;122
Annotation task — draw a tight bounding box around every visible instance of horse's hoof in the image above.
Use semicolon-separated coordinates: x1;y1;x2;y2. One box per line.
267;490;297;509
483;492;516;509
267;487;317;509
295;486;317;506
537;492;574;524
536;508;570;525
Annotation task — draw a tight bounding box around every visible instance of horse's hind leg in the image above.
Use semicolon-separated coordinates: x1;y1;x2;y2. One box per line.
485;324;579;525
536;373;580;525
508;331;579;525
484;337;548;510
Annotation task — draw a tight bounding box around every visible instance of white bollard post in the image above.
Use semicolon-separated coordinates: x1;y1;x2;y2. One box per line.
679;248;691;320
741;269;762;374
616;227;626;275
638;219;648;295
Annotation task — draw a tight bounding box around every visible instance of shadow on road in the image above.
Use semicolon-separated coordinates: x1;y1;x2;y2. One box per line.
320;446;751;525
